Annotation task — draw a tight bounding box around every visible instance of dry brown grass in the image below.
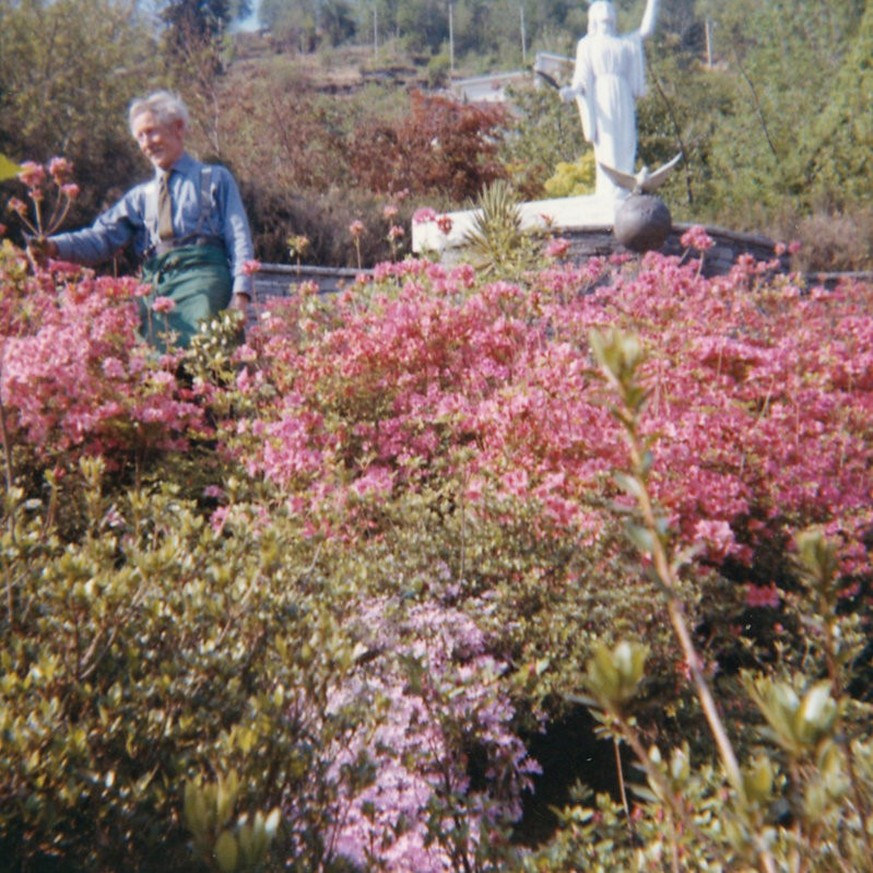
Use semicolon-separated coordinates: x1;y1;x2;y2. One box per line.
774;207;873;273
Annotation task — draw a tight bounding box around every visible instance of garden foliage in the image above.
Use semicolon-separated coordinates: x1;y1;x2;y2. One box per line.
0;219;871;870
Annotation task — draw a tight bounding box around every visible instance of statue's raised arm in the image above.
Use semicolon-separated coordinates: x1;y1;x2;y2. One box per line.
564;0;662;202
639;0;661;40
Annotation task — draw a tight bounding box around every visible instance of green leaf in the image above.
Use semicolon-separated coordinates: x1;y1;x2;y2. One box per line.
0;154;22;183
612;471;645;501
215;830;239;873
625;523;656;556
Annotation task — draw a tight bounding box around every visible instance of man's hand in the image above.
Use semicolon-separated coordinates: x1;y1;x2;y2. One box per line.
228;292;251;312
25;236;58;267
228;292;251;340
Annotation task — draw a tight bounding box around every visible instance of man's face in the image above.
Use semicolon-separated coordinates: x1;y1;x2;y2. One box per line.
132;110;185;171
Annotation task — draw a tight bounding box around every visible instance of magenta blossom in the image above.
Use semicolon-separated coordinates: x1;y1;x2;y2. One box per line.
436;214;453;236
48;157;74;186
349;219;365;239
745;583;781;609
412;207;437;225
545;237;571;259
152;296;176;314
680;224;714;252
18;161;47;191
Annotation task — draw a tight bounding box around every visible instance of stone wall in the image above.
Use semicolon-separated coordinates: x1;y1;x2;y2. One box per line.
252;225;867;303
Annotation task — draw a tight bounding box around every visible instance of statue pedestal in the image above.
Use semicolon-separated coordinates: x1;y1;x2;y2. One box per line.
412;195;617;257
409;194;788;278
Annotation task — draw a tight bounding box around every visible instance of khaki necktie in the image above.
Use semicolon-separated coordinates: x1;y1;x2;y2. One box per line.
157;172;173;241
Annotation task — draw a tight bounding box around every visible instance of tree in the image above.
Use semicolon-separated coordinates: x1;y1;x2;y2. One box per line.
348;90;509;200
0;0;155;225
160;0;252;43
804;4;873;207
259;0;357;50
650;0;870;224
395;0;448;54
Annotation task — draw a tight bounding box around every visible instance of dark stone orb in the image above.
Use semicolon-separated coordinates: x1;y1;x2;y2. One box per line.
614;194;673;253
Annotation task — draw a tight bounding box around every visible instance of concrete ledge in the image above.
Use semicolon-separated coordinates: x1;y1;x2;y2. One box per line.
412;195;617;254
254;263;368;301
252;217;868;302
411;193;788;277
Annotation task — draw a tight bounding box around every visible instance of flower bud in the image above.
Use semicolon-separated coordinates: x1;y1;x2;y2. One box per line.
585;640;648;707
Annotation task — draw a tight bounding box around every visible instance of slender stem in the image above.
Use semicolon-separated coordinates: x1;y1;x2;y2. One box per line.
626;432;743;790
0;355;16;625
594;336;779;873
613;735;636;845
822;610;873;862
0;376;15;495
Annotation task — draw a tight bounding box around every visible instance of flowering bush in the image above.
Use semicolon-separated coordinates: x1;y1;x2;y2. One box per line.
229;249;872;586
0;244;204;478
1;217;872;871
326;597;538;872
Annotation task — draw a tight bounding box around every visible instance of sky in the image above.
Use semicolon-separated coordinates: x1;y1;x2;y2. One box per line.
234;0;261;32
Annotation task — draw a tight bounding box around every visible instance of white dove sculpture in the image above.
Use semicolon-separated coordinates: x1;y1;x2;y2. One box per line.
598;152;683;195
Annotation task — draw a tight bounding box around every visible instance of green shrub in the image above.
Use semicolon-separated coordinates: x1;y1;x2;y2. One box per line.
543;153;596;198
0;467;369;871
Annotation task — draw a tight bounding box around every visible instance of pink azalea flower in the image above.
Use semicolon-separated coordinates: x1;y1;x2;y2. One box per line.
412;207;437;224
680;224;714;252
694;519;735;560
18;161;46;190
242;259;261;275
545;237;571;259
745;583;781;609
152;296;176;314
352;465;394;498
383;203;399;220
436;214;453;236
101;357;126;379
388;224;405;241
7;197;28;217
60;183;80;201
349;219;365;238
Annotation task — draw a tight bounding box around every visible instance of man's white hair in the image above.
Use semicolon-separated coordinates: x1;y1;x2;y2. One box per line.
128;91;189;134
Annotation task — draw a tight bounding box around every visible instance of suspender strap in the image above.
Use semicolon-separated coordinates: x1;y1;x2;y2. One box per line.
145;177;160;243
195;165;213;236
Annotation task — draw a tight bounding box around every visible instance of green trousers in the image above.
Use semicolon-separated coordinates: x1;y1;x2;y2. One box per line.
140;244;232;350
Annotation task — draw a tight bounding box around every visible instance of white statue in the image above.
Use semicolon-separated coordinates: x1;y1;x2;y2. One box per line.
561;0;661;202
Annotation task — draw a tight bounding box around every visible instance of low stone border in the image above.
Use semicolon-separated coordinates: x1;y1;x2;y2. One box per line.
252;231;871;303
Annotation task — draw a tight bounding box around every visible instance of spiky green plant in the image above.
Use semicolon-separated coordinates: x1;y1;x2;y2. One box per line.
460;180;541;279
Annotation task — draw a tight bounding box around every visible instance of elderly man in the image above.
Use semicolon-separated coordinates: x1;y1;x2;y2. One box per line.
37;90;254;348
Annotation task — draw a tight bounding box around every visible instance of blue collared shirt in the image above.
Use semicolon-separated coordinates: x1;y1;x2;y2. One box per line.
52;153;254;295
